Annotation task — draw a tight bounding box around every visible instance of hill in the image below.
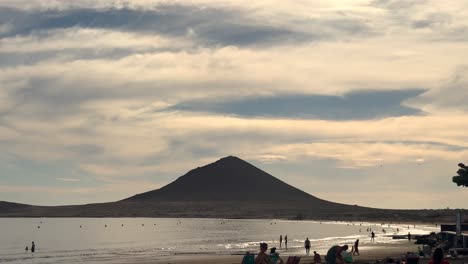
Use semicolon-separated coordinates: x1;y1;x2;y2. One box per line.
125;156;324;202
0;156;465;221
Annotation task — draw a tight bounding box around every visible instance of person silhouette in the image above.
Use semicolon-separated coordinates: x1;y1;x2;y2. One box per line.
371;231;375;242
280;235;282;248
353;239;360;256
284;235;288;249
313;251;322;263
305;238;311;255
255;243;274;264
326;245;348;264
31;241;35;253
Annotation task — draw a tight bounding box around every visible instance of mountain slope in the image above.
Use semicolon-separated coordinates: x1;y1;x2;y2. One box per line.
125;156;325;203
1;156;465;221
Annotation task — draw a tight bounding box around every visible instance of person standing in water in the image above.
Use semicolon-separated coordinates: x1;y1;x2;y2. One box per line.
371;231;375;242
280;235;283;248
284;235;288;249
31;242;35;253
305;238;311;255
408;232;411;241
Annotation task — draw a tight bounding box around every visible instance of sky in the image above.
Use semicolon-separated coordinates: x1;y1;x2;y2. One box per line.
0;0;468;209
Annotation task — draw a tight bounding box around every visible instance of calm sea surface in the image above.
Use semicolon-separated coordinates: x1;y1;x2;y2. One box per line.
0;218;438;263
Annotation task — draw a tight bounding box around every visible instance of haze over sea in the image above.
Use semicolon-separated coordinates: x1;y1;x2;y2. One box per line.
0;218;437;264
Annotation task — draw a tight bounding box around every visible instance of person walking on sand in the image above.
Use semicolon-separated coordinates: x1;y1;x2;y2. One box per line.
31;241;35;253
255;243;274;264
353;239;360;256
284;235;288;249
326;245;348;264
305;238;311;255
280;235;282;248
371;231;375;242
314;251;322;263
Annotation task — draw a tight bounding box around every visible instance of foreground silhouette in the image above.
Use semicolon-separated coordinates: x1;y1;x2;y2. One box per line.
453;163;468;187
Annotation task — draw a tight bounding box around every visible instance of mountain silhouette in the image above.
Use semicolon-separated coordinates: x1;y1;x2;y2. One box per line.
0;156;464;221
125;156;323;202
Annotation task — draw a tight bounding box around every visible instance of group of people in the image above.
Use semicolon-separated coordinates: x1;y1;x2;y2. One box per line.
279;235;288;248
325;240;359;264
25;241;35;253
250;243;284;264
243;242;322;264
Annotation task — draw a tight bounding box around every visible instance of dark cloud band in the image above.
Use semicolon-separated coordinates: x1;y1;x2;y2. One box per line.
167;89;426;120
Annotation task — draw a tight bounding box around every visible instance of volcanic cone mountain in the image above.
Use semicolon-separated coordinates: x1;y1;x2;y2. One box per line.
125;156;324;202
0;156;463;221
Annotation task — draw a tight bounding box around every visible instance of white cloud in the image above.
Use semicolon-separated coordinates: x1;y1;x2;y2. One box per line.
1;0;468;208
56;178;80;182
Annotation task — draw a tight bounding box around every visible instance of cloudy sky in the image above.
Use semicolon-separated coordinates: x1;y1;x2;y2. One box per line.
1;0;468;209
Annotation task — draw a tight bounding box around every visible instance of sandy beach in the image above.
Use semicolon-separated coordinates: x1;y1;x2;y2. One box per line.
141;240;467;264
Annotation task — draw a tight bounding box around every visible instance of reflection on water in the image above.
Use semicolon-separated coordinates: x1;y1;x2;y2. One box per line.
0;218;437;264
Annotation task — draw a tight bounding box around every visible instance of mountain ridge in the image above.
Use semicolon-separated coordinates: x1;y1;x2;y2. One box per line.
0;156;465;221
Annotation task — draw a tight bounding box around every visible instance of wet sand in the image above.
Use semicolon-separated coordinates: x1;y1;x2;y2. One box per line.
142;241;467;264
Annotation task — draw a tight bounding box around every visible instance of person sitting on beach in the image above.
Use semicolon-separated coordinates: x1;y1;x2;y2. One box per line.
269;247;284;264
255;243;274;264
326;245;348;264
242;251;255;264
313;251;322;263
25;246;29;252
428;248;449;264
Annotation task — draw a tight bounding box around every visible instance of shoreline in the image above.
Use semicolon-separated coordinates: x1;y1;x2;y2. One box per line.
137;240;460;264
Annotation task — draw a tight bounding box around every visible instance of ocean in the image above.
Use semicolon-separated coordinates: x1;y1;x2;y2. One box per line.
0;218;438;263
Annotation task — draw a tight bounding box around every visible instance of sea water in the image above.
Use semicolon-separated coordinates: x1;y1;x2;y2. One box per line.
0;218;438;263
